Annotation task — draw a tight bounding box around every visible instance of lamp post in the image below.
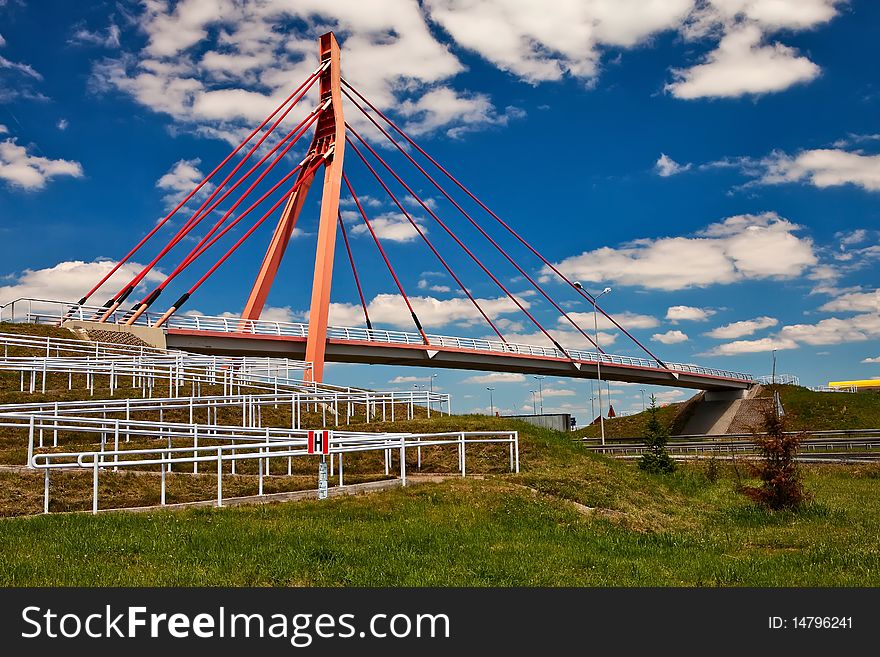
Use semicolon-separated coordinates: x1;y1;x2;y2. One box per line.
529;390;538;415
640;389;646;412
486;387;495;416
573;282;611;445
430;373;437;394
533;375;544;414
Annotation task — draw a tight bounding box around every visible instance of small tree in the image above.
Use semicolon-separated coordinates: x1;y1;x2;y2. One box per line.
740;403;807;510
639;395;676;474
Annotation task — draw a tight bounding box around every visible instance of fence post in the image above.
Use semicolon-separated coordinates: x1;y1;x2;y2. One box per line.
114;420;120;471
193;425;199;474
339;453;344;487
217;447;223;507
43;468;50;514
400;436;406;487
514;432;520;473
92;457;99;514
258;447;264;496
27;415;34;468
161;452;167;505
460;433;466;478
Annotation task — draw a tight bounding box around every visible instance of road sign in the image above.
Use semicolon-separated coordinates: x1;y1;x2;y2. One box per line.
307;430;330;455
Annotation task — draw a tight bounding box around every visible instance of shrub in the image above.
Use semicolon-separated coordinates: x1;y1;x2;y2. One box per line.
638;395;676;474
740;404;807;510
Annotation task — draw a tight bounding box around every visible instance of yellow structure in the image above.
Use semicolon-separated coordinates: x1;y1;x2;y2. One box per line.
828;379;880;391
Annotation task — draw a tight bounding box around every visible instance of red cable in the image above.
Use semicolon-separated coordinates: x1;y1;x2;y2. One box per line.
344;88;601;352
342;173;429;345
345;137;507;343
342;79;666;366
185;157;327;297
346;127;568;356
338;211;372;330
112;70;322;302
77;64;325;309
141;154;311;300
170;106;324;276
155;110;322;289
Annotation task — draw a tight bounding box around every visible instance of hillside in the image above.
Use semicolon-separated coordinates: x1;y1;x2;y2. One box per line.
1;323;879;586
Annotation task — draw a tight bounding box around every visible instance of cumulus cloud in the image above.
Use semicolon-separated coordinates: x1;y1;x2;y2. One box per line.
702;336;799;356
390;375;433;383
819;289;880;314
666;305;715;322
463;372;525;384
755;148;880;192
705;312;880;355
667;23;819;99
652;329;689;344
546;212;817;291
325;292;527;330
561;311;659;331
862;356;880;364
349;212;425;243
155;158;213;209
655;153;691;176
705;316;778;339
0;128;83;190
0;259;165;306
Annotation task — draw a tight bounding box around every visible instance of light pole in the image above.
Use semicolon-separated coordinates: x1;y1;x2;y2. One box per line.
640;389;646;412
486;387;495;416
573;282;611;445
529;390;538;415
430;373;437;394
533;375;544;414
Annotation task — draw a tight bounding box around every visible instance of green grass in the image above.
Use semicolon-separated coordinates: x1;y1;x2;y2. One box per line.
1;424;879;586
775;384;880;431
2;322;879;586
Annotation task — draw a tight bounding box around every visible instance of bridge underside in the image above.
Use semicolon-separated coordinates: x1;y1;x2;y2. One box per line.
166;330;751;391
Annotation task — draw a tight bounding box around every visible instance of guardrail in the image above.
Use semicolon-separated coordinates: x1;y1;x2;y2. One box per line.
581;428;880;457
2;297;755;382
19;416;518;513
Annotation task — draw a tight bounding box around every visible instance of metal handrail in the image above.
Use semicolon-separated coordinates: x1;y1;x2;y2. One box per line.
5;298;755;382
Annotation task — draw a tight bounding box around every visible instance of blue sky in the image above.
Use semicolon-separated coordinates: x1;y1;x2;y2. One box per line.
1;0;878;419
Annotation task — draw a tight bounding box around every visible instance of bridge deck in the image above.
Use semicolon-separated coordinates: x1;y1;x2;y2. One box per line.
166;328;752;391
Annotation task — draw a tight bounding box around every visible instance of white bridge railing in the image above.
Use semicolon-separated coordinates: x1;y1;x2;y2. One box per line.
2;297;754;382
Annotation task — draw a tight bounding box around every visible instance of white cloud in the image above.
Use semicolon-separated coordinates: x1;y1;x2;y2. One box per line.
349;212;425;243
398;87;523;138
0;54;42;80
666;305;715;322
540;387;576;397
779;314;880;346
655;153;691;176
155;158;213;209
561;311;659;330
0;259;165;306
757;149;880;192
547;212;816;291
0;131;83;190
326;293;527;330
70;23;121;48
424;0;693;83
56;119;69;131
418;279;451;293
702;336;799;356
705;312;880;355
667;22;820;99
819;289;880;314
862;356;880;364
652;329;689;344
463;372;526;384
705;316;778;339
390;375;433;383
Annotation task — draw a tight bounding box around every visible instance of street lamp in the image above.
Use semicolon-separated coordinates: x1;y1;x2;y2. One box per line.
486;387;495;416
533;375;544;414
430;373;438;394
640;389;646;412
529;390;538;415
573;282;612;445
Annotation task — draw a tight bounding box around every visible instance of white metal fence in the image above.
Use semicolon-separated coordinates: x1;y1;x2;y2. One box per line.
2;297;754;382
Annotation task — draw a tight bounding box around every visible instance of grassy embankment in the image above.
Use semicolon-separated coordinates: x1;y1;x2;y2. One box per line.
0;323;879;586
